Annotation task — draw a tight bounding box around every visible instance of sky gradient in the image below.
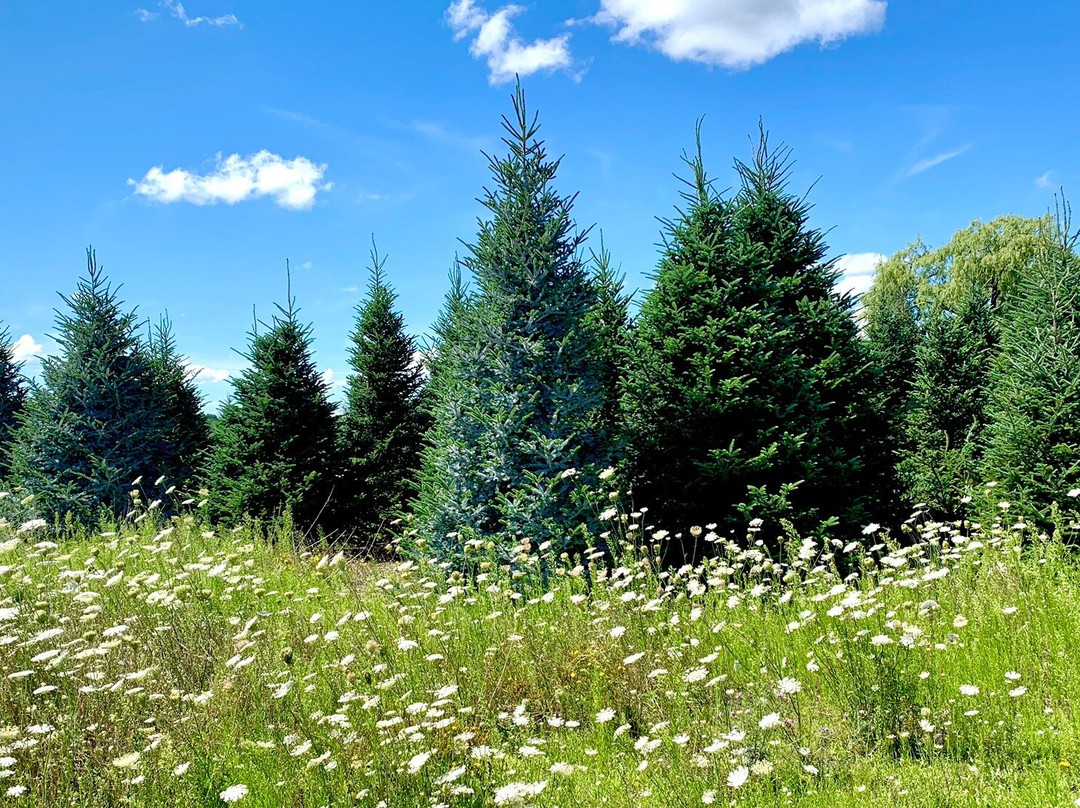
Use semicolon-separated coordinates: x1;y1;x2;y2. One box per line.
1;1;1075;408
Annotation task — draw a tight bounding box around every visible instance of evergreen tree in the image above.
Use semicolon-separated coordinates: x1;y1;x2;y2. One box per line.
623;128;886;553
899;288;996;517
583;241;632;457
732;129;890;537
9;249;172;520
983;205;1080;526
147;314;210;490
337;247;427;547
204;291;339;534
862;247;922;440
0;328;27;480
412;84;612;563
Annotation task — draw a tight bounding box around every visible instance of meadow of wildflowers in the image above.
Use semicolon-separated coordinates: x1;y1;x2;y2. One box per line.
2;483;1080;806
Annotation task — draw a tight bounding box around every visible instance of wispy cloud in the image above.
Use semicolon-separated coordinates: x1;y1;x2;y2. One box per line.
1036;171;1055;190
833;252;886;298
11;334;43;364
410;120;490;153
136;1;241;28
446;0;574;84
905;144;972;177
591;0;886;69
129;150;331;210
266;108;330;129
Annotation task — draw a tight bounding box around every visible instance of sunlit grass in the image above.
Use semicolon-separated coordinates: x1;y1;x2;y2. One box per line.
1;486;1080;806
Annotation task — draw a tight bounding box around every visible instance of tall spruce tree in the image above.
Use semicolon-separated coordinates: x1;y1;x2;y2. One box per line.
337;247;427;547
899;289;996;517
9;249;174;520
147;315;210;490
983;206;1080;527
412;84;611;563
732;130;890;537
204;290;338;534
0;328;27;480
623;128;887;552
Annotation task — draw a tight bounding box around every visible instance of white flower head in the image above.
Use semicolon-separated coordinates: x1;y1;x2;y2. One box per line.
219;784;249;803
777;677;802;696
758;712;782;730
727;765;749;789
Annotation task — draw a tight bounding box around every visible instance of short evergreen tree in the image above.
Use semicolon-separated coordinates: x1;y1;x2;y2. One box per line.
899;288;996;517
204;292;339;534
583;241;632;457
9;249;173;520
623;129;887;552
983;205;1080;526
337;247;427;547
412;84;612;563
0;328;27;480
147;314;210;489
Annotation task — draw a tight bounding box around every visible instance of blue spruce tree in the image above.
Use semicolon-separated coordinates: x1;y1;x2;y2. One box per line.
412;84;612;563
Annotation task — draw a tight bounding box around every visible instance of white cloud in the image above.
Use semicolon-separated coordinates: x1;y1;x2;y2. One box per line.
905;144;971;177
446;0;573;84
592;0;886;69
129;150;331;210
11;334;43;364
321;368;347;389
160;0;240;27
833;252;886;298
1036;171;1054;190
183;361;232;384
134;8;158;21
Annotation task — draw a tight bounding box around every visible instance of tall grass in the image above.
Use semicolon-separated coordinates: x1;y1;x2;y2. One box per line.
1;486;1080;806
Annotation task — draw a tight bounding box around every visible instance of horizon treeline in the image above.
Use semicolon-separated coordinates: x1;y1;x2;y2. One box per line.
2;85;1079;561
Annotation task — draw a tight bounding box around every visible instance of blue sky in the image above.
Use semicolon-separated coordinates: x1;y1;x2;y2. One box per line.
1;1;1075;409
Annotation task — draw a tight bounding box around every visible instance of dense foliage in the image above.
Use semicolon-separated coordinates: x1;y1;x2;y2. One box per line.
899;289;996;518
412;85;613;561
984;209;1080;526
0;328;26;480
146;315;210;494
9;250;198;520
337;249;428;549
203;295;338;534
622;129;888;554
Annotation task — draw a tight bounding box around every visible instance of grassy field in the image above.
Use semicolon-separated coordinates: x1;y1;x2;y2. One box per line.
2;491;1080;806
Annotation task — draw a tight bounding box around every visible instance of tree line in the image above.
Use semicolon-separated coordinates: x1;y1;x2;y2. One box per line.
2;85;1078;561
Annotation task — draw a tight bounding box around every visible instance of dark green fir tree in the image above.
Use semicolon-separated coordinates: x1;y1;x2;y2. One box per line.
730;129;892;540
0;328;27;480
983;204;1080;527
583;240;632;458
899;288;996;518
623;127;887;555
204;285;339;535
147;314;210;490
337;246;428;549
9;249;174;520
412;84;612;563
